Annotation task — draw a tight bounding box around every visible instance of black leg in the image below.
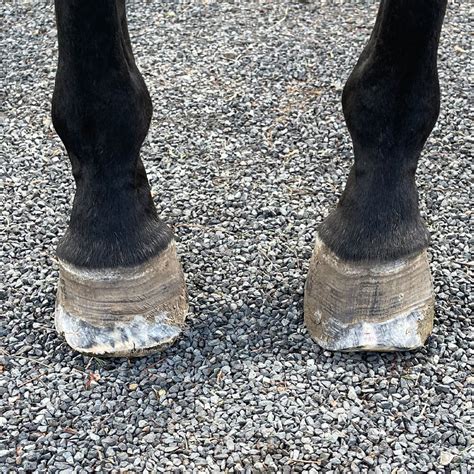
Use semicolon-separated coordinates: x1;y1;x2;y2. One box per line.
52;0;187;357
305;0;447;351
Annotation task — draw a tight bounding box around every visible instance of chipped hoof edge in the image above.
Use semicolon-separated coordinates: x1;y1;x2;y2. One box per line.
304;235;434;352
55;242;188;357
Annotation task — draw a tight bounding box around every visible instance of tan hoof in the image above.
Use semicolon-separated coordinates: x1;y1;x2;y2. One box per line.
55;241;188;357
304;235;434;352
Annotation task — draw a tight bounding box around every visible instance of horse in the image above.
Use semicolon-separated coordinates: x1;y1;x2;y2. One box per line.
51;0;447;356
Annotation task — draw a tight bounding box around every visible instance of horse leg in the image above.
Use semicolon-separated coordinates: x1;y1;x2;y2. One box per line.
305;0;447;351
52;0;188;357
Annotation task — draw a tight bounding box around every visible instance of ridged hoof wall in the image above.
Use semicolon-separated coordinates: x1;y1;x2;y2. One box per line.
55;242;188;357
304;235;434;352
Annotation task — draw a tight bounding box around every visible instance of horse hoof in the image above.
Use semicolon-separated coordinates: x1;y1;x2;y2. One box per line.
304;235;434;352
55;242;188;357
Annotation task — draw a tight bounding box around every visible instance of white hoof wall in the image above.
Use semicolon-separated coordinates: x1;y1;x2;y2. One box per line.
304;235;434;352
55;242;188;357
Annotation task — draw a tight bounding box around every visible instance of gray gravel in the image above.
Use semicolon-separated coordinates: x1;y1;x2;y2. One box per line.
1;1;473;472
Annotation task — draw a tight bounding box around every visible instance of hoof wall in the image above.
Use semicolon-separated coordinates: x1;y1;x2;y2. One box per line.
304;235;434;352
55;242;188;357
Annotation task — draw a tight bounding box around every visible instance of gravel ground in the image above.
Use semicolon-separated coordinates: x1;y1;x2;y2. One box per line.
1;1;472;472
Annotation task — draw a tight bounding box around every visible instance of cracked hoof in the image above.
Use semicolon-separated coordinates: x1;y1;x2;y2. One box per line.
55;242;188;357
304;235;434;352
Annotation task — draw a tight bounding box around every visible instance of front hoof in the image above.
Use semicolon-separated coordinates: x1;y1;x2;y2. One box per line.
55;242;188;357
304;235;434;352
